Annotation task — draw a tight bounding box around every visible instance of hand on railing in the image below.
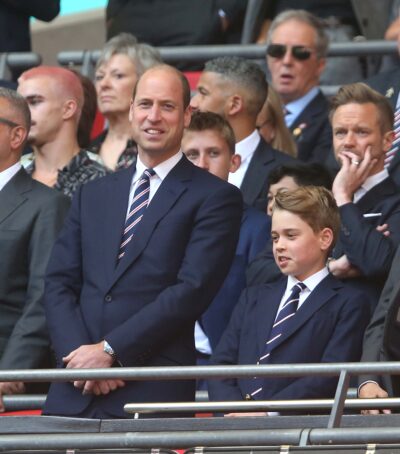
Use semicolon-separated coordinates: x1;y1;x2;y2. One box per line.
0;381;25;412
359;382;391;415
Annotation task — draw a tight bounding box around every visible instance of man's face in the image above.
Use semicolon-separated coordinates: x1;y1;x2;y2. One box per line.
332;102;393;174
129;67;191;162
272;208;331;281
190;71;229;117
267;175;299;216
182;129;239;181
95;53;138;117
0;98;25;171
17;76;64;147
267;19;325;104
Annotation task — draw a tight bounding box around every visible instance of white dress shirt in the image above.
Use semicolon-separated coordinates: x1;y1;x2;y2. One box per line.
353;168;389;204
0;162;21;191
228;129;260;188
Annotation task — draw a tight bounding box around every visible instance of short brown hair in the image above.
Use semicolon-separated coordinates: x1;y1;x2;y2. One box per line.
330;82;394;133
273;186;340;246
185;111;236;154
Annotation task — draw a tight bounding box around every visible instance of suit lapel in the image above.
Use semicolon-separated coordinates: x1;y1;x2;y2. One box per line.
0;168;31;225
290;92;327;132
356;177;396;213
111;156;191;285
256;281;286;354
241;138;274;205
268;274;338;352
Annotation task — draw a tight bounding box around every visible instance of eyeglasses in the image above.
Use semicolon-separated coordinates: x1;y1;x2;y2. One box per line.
0;117;20;128
267;44;315;61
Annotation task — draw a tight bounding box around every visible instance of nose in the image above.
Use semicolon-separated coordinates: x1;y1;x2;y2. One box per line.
190;93;200;111
148;104;161;122
343;131;356;148
97;74;111;90
197;154;209;170
274;235;286;252
282;47;294;65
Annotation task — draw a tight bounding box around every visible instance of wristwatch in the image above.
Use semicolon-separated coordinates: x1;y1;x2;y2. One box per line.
103;340;116;358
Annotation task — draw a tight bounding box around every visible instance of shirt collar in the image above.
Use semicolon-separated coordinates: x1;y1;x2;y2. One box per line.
286;266;329;293
285;87;320;126
134;150;183;184
353;168;389;203
235;129;260;162
0;162;21;191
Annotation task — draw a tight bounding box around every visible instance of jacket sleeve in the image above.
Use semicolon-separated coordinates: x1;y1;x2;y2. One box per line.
0;0;60;21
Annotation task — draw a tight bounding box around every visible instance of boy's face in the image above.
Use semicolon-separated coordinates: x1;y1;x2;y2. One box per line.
182;129;240;181
271;208;333;281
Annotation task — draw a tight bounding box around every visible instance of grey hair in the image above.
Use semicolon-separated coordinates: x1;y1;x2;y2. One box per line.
0;87;31;130
96;32;162;76
204;56;268;117
267;9;329;59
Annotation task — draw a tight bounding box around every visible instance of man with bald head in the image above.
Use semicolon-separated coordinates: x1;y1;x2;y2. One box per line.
18;66;106;197
191;56;294;212
0;87;69;411
43;64;243;418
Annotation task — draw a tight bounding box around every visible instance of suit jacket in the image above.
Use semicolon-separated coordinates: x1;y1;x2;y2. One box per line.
240;137;295;212
209;274;371;402
0;167;69;371
289;91;333;168
246;177;400;306
365;68;400;188
43;155;243;417
201;205;270;350
0;1;59;52
360;245;400;396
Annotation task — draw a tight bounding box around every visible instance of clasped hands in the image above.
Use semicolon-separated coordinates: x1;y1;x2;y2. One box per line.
63;341;125;396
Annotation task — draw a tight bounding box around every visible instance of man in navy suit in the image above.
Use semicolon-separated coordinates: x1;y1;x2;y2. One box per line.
182;111;270;372
266;10;333;168
190;56;295;212
43;64;243;418
209;186;370;410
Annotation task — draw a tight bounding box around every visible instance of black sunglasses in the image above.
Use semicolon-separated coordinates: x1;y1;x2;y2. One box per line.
267;44;314;61
0;117;19;128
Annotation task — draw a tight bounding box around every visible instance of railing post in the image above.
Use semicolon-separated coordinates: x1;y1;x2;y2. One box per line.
328;370;350;428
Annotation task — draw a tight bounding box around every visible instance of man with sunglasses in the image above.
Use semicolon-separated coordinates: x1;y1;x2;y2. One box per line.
0;87;70;411
266;10;333;168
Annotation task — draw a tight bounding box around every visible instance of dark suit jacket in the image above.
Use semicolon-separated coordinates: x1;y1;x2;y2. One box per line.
43;155;243;417
240;137;295;212
0;167;69;371
209;274;371;402
0;1;59;52
289;91;333;168
359;245;400;396
247;177;400;306
201;205;270;350
365;68;400;188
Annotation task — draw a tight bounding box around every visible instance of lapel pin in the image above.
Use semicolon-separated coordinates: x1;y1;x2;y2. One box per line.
386;87;394;98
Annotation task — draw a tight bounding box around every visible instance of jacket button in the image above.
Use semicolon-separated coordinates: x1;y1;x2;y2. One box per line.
105;294;112;302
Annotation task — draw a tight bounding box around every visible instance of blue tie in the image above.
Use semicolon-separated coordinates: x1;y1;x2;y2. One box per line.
246;282;307;400
118;168;155;260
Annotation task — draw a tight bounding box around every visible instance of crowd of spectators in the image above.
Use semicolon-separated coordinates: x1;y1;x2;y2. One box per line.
1;1;400;420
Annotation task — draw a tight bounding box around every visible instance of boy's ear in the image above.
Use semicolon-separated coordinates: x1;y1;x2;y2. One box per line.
319;227;334;251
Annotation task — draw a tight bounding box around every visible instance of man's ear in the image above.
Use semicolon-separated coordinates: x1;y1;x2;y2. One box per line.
10;125;27;150
226;94;243;117
229;153;241;173
62;99;78;120
383;130;395;153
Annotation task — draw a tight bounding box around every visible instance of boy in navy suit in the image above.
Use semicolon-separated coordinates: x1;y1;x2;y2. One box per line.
208;186;371;415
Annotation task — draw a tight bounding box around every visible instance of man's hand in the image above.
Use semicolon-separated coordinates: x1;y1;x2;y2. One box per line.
359;382;391;415
328;255;361;278
63;342;125;396
0;382;25;413
332;147;377;206
376;223;390;237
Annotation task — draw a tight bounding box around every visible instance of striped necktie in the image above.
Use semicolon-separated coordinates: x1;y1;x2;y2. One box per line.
385;107;400;167
118;168;155;260
247;282;307;400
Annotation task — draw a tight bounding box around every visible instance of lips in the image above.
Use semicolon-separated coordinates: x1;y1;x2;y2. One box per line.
277;256;290;268
144;128;164;137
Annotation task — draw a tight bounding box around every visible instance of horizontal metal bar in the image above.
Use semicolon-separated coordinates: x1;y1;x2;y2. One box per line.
57;40;398;68
124;398;400;414
2;394;45;411
0;362;399;383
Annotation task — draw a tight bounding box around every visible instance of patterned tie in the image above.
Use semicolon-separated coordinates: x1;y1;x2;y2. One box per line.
118;168;155;260
385;107;400;167
247;282;307;400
